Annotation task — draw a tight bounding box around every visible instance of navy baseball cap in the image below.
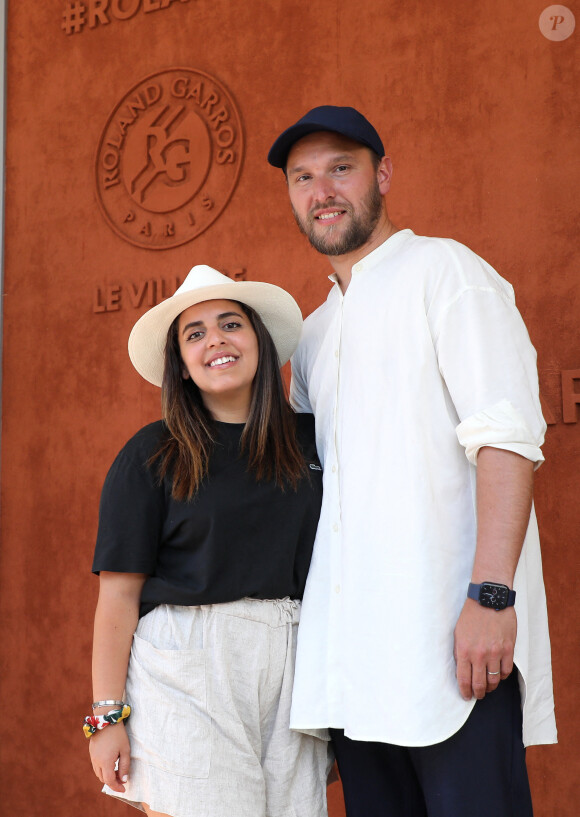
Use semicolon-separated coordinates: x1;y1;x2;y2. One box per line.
267;105;385;169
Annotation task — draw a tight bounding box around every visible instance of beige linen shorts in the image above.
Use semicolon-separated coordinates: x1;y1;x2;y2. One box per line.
104;598;330;817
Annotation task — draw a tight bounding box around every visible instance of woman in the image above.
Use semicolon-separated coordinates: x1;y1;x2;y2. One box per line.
87;265;329;817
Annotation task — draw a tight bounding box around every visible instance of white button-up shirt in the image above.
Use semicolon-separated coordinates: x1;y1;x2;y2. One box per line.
290;229;557;747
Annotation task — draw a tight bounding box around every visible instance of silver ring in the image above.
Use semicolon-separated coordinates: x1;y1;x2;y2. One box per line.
486;670;500;676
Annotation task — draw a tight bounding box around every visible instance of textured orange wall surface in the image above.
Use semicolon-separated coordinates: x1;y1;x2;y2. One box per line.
1;1;578;815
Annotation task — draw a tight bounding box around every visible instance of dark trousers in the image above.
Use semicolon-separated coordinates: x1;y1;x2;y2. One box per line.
330;672;533;817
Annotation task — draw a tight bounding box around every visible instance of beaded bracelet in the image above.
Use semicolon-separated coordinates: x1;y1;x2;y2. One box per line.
83;705;131;739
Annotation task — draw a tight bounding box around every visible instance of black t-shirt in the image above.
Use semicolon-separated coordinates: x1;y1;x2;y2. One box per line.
92;414;323;617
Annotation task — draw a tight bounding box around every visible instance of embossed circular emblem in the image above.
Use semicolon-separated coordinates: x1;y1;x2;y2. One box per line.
95;69;244;249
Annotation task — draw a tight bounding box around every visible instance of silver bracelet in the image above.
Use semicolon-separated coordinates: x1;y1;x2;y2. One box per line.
92;699;126;710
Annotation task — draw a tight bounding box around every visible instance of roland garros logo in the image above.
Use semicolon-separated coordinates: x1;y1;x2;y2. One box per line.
95;68;244;249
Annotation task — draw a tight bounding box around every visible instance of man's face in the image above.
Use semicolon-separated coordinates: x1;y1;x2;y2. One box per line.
285;131;386;257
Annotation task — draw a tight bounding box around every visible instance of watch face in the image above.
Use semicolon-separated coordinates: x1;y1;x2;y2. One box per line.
479;582;509;610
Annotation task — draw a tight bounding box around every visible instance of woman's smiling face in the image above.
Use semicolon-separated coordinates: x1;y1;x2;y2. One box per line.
177;298;259;421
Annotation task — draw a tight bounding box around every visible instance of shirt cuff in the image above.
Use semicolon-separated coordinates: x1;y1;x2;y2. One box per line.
456;399;545;468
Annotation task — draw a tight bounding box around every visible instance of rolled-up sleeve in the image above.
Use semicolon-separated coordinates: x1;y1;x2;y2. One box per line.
434;282;546;468
456;398;545;467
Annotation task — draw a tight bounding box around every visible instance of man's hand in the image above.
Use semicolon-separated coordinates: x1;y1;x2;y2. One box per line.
453;447;531;701
454;598;516;700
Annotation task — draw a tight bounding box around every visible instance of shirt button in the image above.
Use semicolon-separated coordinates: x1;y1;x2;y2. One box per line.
332;465;337;473
335;585;341;594
353;262;363;273
334;349;339;358
333;523;339;532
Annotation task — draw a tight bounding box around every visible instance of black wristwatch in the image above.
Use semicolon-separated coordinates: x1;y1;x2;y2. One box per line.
467;582;516;611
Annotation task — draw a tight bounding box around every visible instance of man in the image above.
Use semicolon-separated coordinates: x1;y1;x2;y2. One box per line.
267;106;556;817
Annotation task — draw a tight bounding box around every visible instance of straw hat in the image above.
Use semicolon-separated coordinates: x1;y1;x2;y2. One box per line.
128;265;303;387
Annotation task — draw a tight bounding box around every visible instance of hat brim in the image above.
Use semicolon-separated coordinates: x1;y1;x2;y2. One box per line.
268;121;383;169
128;281;303;387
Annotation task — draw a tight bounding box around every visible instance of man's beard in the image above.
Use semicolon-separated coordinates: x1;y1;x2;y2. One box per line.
292;180;383;256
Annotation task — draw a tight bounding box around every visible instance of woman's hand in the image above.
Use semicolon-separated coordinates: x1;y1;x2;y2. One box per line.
90;572;147;792
89;722;131;793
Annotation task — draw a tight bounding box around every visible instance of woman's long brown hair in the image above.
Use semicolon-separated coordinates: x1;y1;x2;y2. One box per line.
150;301;307;501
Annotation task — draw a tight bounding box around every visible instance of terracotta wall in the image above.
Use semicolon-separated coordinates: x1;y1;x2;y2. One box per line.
1;1;578;814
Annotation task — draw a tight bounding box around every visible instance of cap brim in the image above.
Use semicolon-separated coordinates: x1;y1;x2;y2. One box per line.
268;122;339;168
268;121;383;169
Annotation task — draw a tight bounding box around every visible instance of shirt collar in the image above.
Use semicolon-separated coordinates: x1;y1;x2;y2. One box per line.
328;228;415;285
